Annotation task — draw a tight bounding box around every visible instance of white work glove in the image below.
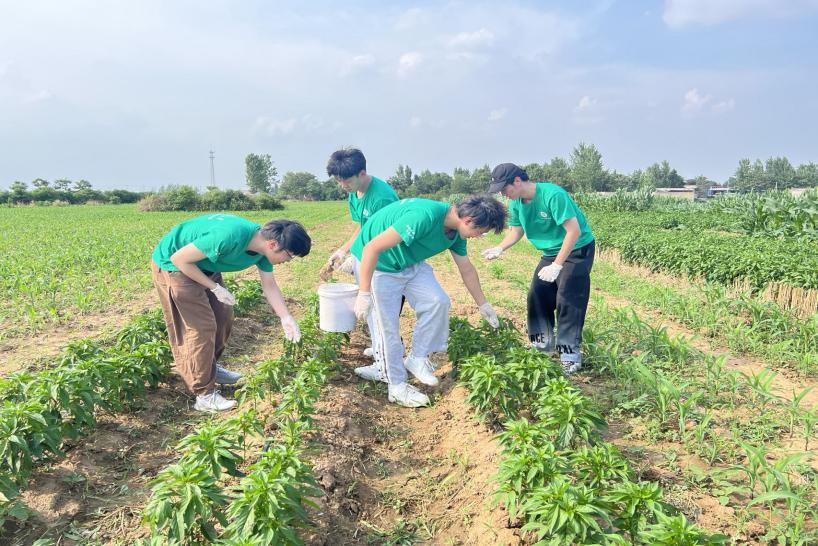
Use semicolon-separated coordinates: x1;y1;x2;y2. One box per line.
354;291;372;320
210;284;237;306
478;302;500;328
538;263;563;283
481;246;504;260
280;314;301;343
338;255;356;275
327;248;348;270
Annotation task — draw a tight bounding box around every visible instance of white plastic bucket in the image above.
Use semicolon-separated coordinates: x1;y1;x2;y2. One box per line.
317;283;359;332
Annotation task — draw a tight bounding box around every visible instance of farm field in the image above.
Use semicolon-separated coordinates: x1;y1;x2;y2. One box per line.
2;200;818;545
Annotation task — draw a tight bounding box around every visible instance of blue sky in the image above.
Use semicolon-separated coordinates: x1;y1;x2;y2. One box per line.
1;0;817;190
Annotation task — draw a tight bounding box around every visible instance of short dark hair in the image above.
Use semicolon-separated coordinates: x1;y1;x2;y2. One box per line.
327;148;366;179
260;219;311;257
456;194;507;234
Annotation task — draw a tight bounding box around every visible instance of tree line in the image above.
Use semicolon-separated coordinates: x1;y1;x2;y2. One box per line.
1;178;144;205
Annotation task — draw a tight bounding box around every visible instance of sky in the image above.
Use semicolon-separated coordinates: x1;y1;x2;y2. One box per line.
1;0;817;190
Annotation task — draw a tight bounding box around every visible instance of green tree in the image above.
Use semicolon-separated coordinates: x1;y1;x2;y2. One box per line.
73;179;93;191
52;178;72;191
278;171;320;200
388;164;414;196
245;153;278;194
9;181;29;203
569;143;606;192
31;178;50;189
795;162;818;187
644;161;684;188
765;156;796;190
543;157;571;188
411;169;452;196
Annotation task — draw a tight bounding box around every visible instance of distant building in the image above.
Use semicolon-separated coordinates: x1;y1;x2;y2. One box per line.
654;187;695;200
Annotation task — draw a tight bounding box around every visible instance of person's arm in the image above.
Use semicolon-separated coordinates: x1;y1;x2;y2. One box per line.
451;251;500;327
170;244;218;288
259;269;290;318
553;217;581;265
358;228;403;292
340;225;360;253
482;226;524;259
450;251;487;305
260;269;301;342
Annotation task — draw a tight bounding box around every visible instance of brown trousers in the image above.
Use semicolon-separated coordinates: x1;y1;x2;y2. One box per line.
151;262;233;396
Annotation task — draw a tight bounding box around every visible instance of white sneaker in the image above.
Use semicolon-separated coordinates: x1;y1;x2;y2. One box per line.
354;363;387;383
363;347;374;358
403;355;439;387
194;391;237;412
388;382;430;408
561;361;582;375
215;365;241;385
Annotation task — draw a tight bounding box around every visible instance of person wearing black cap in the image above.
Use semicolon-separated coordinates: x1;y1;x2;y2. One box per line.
483;163;595;374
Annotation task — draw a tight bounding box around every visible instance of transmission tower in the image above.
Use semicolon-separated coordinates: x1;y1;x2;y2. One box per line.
209;148;216;186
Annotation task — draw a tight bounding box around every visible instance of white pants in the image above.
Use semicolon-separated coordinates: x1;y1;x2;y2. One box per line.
354;258;450;385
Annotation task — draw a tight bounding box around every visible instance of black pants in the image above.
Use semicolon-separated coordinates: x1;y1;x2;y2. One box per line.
527;241;595;363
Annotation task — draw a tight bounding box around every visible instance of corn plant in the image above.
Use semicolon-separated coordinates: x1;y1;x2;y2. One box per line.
143;463;229;544
800;408;818;449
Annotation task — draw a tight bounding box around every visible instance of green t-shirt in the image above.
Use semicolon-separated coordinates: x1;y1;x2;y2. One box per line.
350;198;467;273
152;214;273;273
508;183;595;256
348;176;399;226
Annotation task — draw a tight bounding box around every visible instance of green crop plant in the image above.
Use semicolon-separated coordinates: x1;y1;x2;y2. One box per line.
787;387;813;437
448;317;488;366
570;444;631;490
461;354;522;421
496;418;551;455
605;480;665;540
176;421;245;479
502;347;562;401
223;445;322;545
799;408;818;450
638;512;728;545
493;443;569;521
534;387;607;449
520;478;610;545
143;462;229;544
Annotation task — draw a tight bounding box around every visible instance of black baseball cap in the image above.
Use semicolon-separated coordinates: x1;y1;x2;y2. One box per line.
488;163;527;193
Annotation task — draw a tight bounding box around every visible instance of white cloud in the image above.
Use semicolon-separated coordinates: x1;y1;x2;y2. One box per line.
488;107;508;121
664;0;818;28
448;28;495;49
575;95;597;112
712;98;736;113
255;117;298;136
682;88;711;112
397;51;423;77
409;116;422;128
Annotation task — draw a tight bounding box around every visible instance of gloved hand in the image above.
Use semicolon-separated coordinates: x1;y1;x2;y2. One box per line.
338;255;356;275
538;263;563;283
280;314;301;343
481;246;504;260
210;284;237;306
354;291;372;320
478;302;500;328
327;248;348;269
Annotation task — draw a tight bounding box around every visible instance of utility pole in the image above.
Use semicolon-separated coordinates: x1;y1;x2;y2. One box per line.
209;148;216;187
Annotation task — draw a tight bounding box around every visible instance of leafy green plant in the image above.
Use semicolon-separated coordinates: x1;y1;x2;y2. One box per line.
520;478;610;545
639;512;728;545
534;386;607;449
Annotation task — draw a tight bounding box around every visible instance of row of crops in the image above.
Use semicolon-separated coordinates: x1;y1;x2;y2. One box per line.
139;298;346;545
0;311;172;530
0;202;348;338
449;318;728;545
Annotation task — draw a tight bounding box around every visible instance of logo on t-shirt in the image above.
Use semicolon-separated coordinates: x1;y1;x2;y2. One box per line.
404;224;415;242
539;211;551;220
363;208;370;217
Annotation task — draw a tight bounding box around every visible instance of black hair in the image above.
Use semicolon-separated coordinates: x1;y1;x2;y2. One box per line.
327;148;366;179
260;219;311;257
456;194;507;234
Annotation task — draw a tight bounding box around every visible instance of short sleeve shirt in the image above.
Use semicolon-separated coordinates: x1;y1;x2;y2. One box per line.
348;176;399;226
508;183;594;256
350;199;467;273
152;214;273;273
